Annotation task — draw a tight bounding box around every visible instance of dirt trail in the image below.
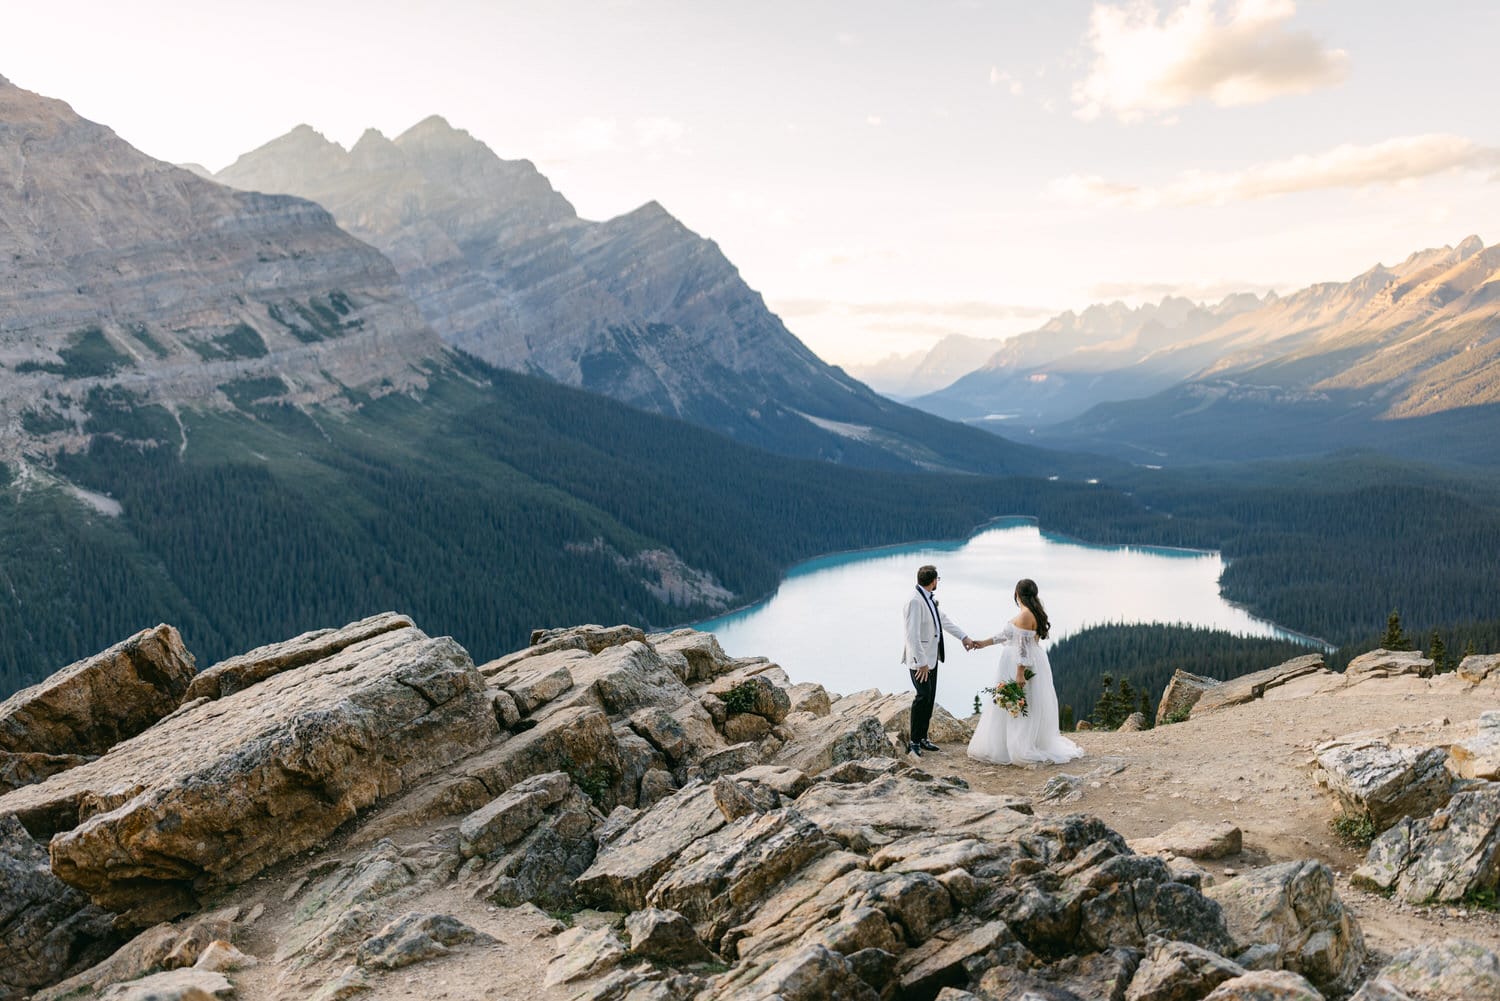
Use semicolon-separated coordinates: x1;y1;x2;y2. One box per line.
924;678;1500;960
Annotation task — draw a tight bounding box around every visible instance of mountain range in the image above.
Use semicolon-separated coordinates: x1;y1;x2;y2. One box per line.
0;75;1116;691
907;237;1500;465
210;119;1066;476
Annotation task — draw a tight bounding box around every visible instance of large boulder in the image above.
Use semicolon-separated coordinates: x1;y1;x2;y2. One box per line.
33;906;241;1001
1134;820;1243;860
466;774;601;911
0;625;496;924
1448;710;1500;780
1314;739;1451;830
1125;936;1246;1001
1353;938;1500;1001
1204;860;1364;995
1341;649;1434;684
1353;783;1500;904
0;813;121;1001
825;689;973;744
1201;970;1325;1000
183;612;411;700
0;751;93;795
774;715;898;777
1457;653;1500;684
1192;656;1329;715
0;624;196;759
575;780;728;912
1156;669;1218;724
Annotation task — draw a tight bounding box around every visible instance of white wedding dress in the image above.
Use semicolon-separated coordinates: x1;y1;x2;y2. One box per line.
967;621;1084;765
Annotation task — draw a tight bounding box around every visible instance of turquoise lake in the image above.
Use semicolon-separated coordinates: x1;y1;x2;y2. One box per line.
693;517;1318;718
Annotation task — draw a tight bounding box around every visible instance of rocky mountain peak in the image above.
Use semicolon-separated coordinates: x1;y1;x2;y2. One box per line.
1456;233;1486;258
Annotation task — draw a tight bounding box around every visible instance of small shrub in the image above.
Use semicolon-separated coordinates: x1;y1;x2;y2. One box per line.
722;680;759;715
1163;707;1192;725
1463;887;1498;911
1330;812;1378;848
568;764;613;806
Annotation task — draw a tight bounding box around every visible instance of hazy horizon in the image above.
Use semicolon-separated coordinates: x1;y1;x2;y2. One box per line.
4;1;1498;366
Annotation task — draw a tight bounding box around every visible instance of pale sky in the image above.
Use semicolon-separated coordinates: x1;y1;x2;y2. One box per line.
5;1;1499;365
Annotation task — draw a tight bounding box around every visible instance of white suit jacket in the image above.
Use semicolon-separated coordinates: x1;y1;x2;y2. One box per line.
901;587;969;670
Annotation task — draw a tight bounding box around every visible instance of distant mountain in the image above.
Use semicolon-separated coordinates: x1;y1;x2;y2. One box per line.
846;334;1006;398
213;120;1075;476
899;236;1500;466
914;295;1264;425
0;75;1116;691
0;75;442;467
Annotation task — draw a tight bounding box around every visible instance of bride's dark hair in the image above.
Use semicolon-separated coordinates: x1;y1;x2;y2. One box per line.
1015;578;1050;639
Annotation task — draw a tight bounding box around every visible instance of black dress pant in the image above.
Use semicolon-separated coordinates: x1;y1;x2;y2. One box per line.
909;666;937;743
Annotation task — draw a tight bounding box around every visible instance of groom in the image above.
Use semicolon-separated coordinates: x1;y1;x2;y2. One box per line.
902;564;974;756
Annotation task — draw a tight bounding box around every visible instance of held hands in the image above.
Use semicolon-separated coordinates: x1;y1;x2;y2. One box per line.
961;637;976;652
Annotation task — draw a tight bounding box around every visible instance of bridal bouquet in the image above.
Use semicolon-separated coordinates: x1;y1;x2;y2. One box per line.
983;667;1035;717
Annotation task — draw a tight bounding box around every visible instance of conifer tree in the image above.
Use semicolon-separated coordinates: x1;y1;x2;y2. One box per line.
1429;631;1450;674
1094;674;1117;730
1381;610;1410;650
1138;689;1153;728
1060;704;1075;732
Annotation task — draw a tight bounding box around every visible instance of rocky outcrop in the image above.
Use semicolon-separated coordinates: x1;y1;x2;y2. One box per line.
1457;653;1500;683
1352;938;1500;1001
0;814;120;1000
0;626;496;923
1205;860;1364;995
1134;820;1243;860
1156;669;1219;723
1193;656;1330;716
8;616;1476;1001
1353;783;1500;904
184;612;412;701
1342;649;1434;683
1313;738;1451;829
0;624;195;760
1448;710;1500;780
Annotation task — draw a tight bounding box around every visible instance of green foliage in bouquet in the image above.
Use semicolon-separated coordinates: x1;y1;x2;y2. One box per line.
982;667;1036;717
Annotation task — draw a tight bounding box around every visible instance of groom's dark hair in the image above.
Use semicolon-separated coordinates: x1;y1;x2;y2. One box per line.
916;565;938;587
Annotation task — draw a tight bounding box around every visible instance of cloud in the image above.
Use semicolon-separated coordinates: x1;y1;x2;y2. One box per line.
542;116;689;159
1074;0;1349;122
989;67;1025;96
1048;133;1500;208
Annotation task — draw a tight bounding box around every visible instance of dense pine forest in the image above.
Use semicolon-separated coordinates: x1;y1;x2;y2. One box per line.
0;360;1137;695
4;357;1499;701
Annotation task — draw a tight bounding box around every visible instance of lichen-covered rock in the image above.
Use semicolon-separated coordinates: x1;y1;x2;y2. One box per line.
626;907;717;965
1352;783;1500;903
0;750;93;794
1448;710;1500;781
530;624;648;654
459;771;574;858
576;781;727;912
1135;820;1243;860
274;838;461;965
184;612;411;701
2;627;496;925
1355;938;1500;1001
1193;656;1329;715
1342;649;1434;683
34;906;240;1001
1205;861;1363;995
1200;969;1325;1000
651;630;735;682
630;706;691;762
825;689;973;745
543;925;630;987
1125;936;1246;1001
787;683;833;716
0;624;196;758
96;968;233;1000
1457;653;1500;684
775;715;897;776
0;813;120;1001
472;782;600;911
354;911;490;970
1066;853;1235;955
710;674;791;725
707;943;878;1001
1156;669;1218;724
1314;739;1451;830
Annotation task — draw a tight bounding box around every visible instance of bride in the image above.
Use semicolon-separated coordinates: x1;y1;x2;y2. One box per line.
967;578;1084;766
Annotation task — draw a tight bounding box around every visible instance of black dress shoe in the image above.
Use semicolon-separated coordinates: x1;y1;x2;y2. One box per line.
907;740;923;756
919;739;941;752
